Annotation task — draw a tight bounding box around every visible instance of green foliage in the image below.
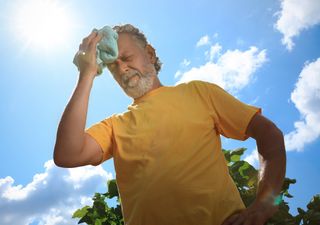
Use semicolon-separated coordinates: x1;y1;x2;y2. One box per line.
294;195;320;224
223;148;296;224
73;148;320;225
223;148;320;225
72;180;124;225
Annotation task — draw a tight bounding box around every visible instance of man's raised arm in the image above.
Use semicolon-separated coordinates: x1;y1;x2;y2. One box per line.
53;31;103;168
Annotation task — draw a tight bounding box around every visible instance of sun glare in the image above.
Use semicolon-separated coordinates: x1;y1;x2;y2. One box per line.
12;0;75;51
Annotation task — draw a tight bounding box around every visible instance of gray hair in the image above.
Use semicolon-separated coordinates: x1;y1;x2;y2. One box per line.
112;24;162;74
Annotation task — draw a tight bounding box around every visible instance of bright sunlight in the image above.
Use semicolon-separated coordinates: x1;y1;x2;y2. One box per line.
11;0;75;51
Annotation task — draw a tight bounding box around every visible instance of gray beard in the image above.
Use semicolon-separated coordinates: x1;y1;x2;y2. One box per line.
116;69;155;99
123;73;154;99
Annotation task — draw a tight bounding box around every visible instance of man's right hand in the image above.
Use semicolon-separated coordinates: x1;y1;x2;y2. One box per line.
75;31;103;78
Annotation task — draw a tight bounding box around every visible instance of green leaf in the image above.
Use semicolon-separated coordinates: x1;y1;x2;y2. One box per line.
114;205;123;217
285;193;293;198
94;219;102;225
230;154;241;162
223;149;231;163
309;211;320;223
230;148;246;158
238;161;250;176
93;201;106;217
297;207;305;215
72;206;90;218
106;179;119;199
78;215;92;224
307;194;320;211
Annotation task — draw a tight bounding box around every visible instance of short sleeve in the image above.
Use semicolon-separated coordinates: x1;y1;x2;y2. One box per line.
203;81;261;140
85;117;114;164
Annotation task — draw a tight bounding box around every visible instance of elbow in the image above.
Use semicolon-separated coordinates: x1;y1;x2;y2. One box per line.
53;150;65;168
53;145;83;168
53;155;73;168
265;121;285;143
257;124;286;159
53;158;63;168
273;123;284;138
53;145;69;168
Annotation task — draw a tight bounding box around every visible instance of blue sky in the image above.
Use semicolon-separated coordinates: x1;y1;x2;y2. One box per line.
0;0;319;224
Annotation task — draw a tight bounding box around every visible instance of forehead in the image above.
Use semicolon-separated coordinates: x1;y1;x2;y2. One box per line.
117;33;141;56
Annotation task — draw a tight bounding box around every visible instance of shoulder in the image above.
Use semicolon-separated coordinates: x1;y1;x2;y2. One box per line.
175;80;222;93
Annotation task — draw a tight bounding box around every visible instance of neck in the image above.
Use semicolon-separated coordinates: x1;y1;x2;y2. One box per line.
150;77;163;90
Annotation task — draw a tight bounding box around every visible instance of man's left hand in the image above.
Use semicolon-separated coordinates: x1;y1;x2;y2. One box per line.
221;201;278;225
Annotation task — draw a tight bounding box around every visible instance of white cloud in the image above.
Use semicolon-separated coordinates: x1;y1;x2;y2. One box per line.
285;58;320;151
0;160;113;225
205;43;222;61
275;0;320;50
244;148;259;168
245;59;320;157
176;44;267;93
196;35;210;47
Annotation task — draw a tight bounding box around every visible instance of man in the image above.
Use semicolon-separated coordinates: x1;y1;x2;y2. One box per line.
54;24;286;225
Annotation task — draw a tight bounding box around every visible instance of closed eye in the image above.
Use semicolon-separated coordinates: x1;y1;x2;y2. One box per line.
121;55;133;61
107;54;133;71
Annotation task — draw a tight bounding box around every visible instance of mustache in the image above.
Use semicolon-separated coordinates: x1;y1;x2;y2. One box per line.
122;70;141;86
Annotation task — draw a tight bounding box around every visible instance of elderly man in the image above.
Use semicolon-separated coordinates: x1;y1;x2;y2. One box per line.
54;24;286;225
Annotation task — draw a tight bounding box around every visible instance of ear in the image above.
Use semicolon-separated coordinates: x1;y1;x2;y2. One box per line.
145;44;156;64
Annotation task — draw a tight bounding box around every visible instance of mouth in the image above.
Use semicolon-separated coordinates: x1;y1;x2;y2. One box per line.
123;74;140;88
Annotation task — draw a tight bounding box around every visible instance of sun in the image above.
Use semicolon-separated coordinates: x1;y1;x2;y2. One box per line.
11;0;75;51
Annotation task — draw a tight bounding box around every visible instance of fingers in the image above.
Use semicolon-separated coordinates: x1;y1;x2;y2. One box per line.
74;30;104;75
88;32;103;50
81;31;97;47
223;214;265;225
221;213;255;225
79;31;102;53
229;214;245;225
222;213;241;225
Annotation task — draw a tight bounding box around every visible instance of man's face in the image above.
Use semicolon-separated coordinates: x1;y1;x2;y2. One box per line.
107;33;157;99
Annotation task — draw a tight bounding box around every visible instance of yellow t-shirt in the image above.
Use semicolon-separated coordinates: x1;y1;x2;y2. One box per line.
85;80;261;225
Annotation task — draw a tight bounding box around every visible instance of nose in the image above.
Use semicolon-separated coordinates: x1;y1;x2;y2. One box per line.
115;59;129;74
